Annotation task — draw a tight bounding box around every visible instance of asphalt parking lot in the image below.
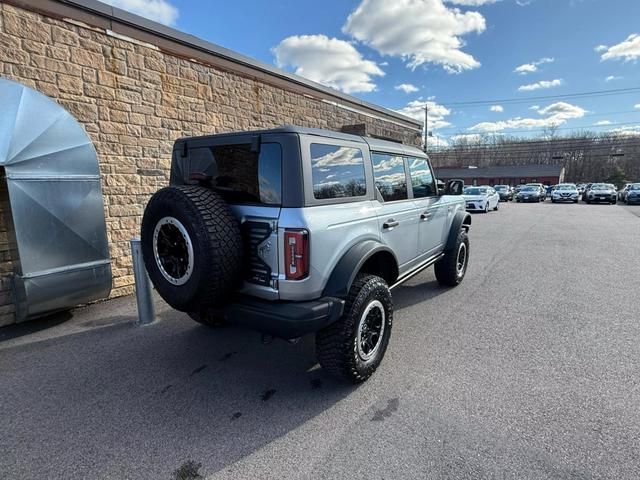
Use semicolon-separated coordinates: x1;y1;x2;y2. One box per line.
1;202;640;480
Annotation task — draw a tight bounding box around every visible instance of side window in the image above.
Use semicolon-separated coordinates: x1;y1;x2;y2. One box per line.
310;143;366;200
372;152;408;202
407;157;436;198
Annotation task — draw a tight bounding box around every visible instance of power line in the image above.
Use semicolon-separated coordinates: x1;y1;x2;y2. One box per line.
432;138;640;149
429;142;640;156
433;121;640;138
436;110;640;133
440;86;640;107
427;136;640;153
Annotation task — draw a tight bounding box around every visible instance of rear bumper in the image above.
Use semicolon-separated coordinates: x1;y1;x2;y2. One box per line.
221;295;345;339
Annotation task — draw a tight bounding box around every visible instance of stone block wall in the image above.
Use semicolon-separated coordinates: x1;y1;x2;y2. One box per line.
0;1;420;324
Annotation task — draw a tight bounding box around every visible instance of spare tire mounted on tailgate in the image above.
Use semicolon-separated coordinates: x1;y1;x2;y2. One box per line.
141;185;243;312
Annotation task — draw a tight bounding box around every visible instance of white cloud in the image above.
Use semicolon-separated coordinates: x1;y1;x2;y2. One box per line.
450;133;484;142
514;64;537;74
608;125;640;137
343;0;486;74
635;104;640;110
605;75;623;82
395;83;419;93
594;45;608;53
445;0;501;4
273;35;384;94
490;105;504;112
396;99;452;130
513;57;554;74
469;101;585;132
537;102;585;119
595;120;612;126
530;105;540;111
518;79;563;92
600;34;640;62
102;0;178;25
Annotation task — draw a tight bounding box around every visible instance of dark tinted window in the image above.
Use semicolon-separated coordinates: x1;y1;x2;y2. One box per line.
407;157;436;198
188;143;282;205
372;153;408;202
310;144;366;199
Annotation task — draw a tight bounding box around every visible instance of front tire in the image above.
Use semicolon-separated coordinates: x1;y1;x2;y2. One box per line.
434;230;469;287
494;201;499;211
316;274;393;383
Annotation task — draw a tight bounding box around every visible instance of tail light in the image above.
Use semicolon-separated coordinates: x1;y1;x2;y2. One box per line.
284;229;309;280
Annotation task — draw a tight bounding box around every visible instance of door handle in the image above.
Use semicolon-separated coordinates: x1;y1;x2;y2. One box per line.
420;211;432;220
383;218;399;229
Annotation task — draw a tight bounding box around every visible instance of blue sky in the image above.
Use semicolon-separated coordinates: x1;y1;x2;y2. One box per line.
106;0;640;144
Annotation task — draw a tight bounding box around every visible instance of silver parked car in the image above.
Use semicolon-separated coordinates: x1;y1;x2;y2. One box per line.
526;183;548;201
619;183;632;201
551;183;579;203
141;126;471;383
516;185;544;202
585;183;617;204
463;186;500;212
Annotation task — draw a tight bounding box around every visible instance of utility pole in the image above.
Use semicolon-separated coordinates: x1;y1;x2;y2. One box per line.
424;103;428;153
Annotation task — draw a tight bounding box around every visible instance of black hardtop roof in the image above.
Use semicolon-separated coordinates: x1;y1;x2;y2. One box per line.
177;125;428;158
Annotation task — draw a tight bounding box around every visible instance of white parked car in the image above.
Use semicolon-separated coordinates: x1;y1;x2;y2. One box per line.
463;186;500;213
551;183;579;203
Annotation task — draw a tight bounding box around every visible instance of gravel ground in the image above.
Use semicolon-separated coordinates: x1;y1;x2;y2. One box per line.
1;202;639;480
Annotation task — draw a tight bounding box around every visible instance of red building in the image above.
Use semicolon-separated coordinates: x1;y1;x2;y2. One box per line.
435;165;565;187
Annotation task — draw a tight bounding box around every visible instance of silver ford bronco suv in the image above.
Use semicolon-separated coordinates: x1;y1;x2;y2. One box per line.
141;126;470;383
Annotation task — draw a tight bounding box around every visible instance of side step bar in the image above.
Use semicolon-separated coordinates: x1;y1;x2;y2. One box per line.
390;253;444;290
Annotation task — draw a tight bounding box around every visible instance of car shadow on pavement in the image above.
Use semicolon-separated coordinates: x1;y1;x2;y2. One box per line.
392;277;450;312
0;310;356;479
1;272;452;479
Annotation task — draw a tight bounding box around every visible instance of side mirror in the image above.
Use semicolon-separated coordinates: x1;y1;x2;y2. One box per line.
445;179;464;196
436;179;445;195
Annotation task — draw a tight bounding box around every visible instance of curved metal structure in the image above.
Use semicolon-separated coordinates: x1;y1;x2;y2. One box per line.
0;78;111;320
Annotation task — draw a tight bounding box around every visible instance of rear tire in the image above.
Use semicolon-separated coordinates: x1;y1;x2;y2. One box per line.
316;274;393;384
434;230;469;287
494;202;499;211
141;186;243;312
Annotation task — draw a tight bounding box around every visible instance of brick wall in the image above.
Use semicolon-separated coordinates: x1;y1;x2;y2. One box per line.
0;2;420;324
0;170;19;326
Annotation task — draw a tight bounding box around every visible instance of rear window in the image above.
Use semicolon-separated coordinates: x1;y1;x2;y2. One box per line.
187;143;282;205
311;143;367;200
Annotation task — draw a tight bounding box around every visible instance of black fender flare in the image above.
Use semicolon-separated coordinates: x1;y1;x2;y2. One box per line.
322;240;398;299
445;210;472;252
